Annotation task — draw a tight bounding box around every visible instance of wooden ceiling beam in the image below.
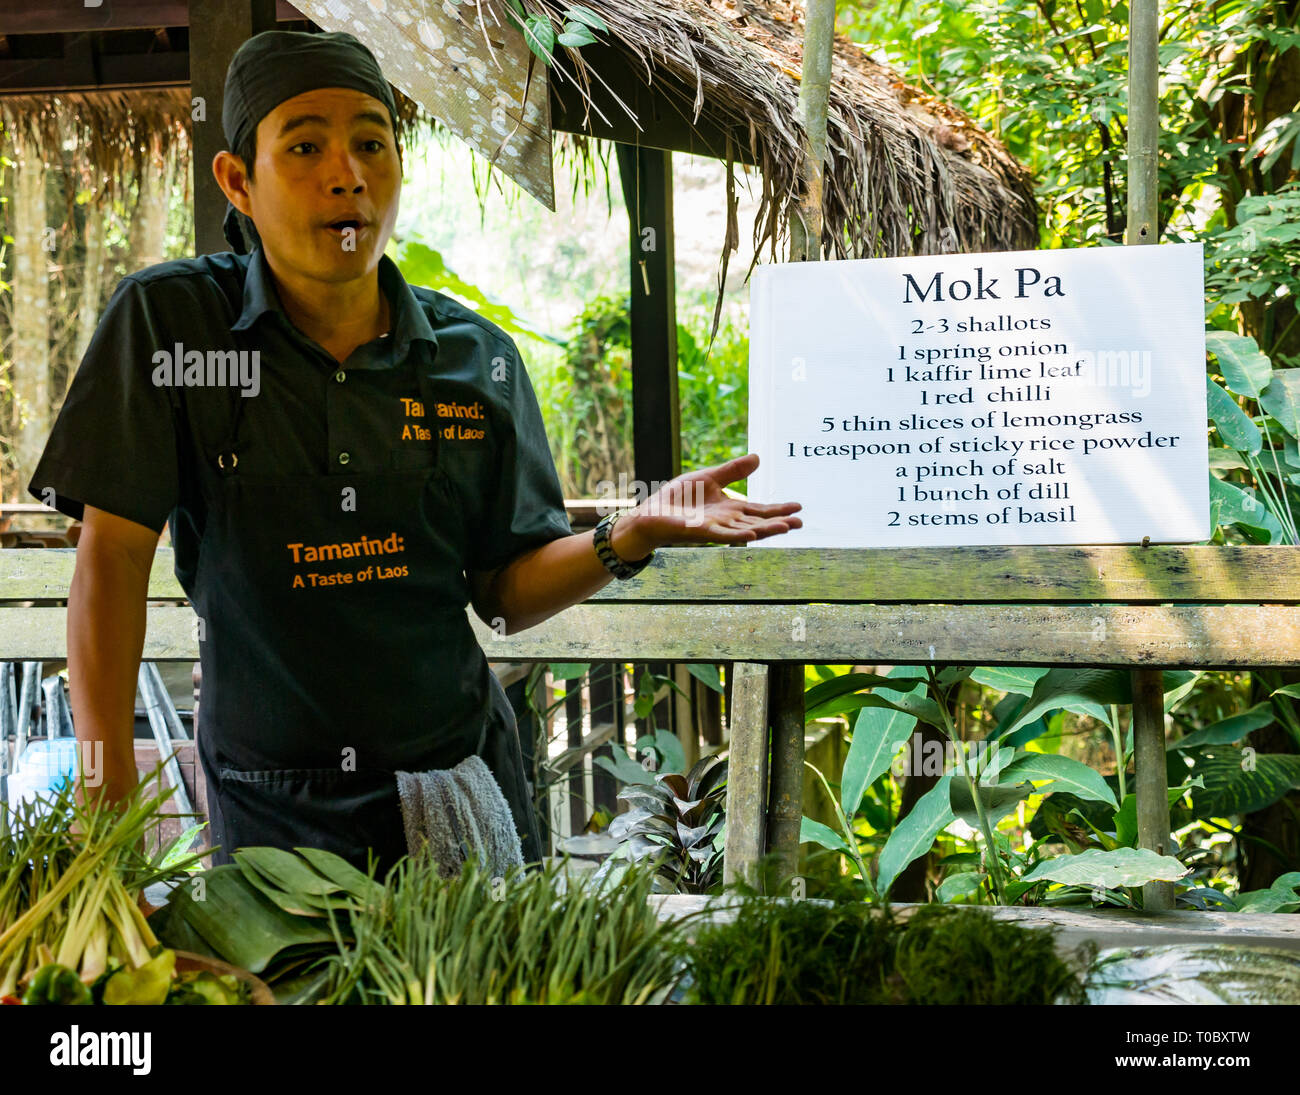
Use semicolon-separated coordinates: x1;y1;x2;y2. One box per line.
0;0;303;35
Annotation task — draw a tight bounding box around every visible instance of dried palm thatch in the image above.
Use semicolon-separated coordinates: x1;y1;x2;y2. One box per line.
0;84;432;216
534;0;1038;267
0;1;1036;276
0;89;194;222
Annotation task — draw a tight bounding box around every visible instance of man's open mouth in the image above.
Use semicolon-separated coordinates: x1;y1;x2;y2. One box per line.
324;219;367;233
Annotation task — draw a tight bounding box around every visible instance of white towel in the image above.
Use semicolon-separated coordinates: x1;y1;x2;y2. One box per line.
395;754;523;878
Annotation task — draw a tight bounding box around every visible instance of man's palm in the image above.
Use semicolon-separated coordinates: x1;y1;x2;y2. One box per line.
635;453;802;546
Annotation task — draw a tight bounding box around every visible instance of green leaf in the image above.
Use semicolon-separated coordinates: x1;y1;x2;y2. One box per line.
839;672;924;816
394;240;561;345
1235;872;1300;913
1113;794;1137;847
1207;474;1286;542
851;690;947;728
1162;671;1201;713
157;866;335;974
1021;847;1188;888
594;749;655;786
564;4;609;32
949;777;1035;828
971;666;1049;695
1000;668;1127;737
548;662;590;681
799;816;850;853
1206;377;1262;455
876;774;954;897
1172;702;1275;750
685;663;723;693
1274;684;1300;701
1188;748;1300;816
557;23;597;47
1261;369;1300;439
1206;331;1271;400
803;671;928;718
936;871;983;903
1000;753;1119;808
523;14;557;63
1208;447;1249;472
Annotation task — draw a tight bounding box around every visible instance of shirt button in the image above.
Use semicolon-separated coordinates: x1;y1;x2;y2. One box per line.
335;370;346;383
338;452;351;466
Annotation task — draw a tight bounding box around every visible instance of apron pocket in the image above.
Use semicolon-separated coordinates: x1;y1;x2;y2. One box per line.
214;766;407;872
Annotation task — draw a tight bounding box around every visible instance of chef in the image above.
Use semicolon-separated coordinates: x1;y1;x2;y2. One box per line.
29;30;801;871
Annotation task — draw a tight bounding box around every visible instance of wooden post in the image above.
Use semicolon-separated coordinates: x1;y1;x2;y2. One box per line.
1132;670;1175;908
764;664;806;893
1126;0;1174;911
758;0;836;889
723;663;770;889
1125;0;1160;247
188;0;277;256
615;143;681;487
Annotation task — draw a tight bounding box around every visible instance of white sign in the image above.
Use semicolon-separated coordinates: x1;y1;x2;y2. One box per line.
747;243;1209;547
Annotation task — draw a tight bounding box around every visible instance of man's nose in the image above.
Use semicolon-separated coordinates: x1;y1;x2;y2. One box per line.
326;150;366;193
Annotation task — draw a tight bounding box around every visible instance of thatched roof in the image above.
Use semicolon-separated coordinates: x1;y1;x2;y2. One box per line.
0;0;1037;264
546;0;1038;265
0;90;194;220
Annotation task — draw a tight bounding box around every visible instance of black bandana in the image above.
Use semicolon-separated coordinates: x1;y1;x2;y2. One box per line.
220;30;398;253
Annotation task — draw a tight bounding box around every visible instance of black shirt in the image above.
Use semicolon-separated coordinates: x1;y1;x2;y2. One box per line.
29;247;572;590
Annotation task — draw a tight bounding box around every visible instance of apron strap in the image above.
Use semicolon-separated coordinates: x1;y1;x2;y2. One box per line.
214;380;249;476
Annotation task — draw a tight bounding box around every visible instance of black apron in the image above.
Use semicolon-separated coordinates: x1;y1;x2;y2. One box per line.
188;357;541;873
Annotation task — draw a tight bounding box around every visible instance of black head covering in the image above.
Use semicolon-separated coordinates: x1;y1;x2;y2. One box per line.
220;30;399;254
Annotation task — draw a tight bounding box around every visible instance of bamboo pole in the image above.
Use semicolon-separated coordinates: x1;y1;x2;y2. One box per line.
762;0;836;893
789;0;837;263
1126;0;1174;911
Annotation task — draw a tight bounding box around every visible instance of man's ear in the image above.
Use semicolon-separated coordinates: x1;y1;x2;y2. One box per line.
212;150;253;216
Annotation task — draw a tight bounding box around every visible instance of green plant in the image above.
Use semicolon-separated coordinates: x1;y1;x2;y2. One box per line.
679;898;1088;1005
0;770;207;1000
801;666;1206;907
597;755;729;894
505;2;608;66
319;856;688;1004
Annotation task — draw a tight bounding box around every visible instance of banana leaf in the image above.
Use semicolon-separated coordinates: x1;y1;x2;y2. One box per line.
154;865;335;975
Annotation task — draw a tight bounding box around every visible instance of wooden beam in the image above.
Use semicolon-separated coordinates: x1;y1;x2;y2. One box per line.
9;602;1300;667
188;0;278;256
10;546;1300;605
617;143;680;487
0;48;189;93
0;1;304;35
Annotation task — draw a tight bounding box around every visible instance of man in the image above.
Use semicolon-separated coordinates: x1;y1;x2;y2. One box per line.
29;30;801;870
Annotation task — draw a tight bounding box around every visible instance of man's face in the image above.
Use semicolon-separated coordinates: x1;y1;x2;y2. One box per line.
243;87;401;286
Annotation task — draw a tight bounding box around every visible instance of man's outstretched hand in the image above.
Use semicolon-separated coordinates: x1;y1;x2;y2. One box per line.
610;453;802;558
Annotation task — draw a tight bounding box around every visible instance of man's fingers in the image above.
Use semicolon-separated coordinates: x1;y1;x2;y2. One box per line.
704;452;760;485
741;501;802;517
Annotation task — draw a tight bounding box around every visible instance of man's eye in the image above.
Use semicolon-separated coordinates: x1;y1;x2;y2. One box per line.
290;141;318;154
362;139;385;153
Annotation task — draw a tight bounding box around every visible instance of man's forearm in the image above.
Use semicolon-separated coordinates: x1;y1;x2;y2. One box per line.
67;544;152;801
478;516;654;635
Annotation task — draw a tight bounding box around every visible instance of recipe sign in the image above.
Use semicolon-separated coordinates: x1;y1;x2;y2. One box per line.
746;243;1209;547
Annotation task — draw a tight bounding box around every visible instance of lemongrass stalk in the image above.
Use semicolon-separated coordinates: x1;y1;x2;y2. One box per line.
54;867;113;970
80;915;109;984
